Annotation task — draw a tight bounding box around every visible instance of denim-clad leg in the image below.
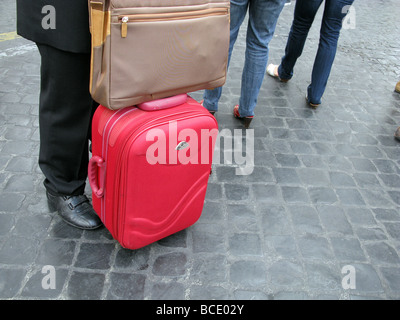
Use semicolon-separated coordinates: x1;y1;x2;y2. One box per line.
203;0;248;112
238;0;285;117
277;0;323;81
278;0;355;105
307;0;355;104
203;0;286;116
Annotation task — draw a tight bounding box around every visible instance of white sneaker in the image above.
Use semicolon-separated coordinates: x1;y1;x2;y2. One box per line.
267;64;289;83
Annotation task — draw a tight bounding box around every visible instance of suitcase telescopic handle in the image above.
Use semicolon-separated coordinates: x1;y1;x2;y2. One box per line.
88;156;105;198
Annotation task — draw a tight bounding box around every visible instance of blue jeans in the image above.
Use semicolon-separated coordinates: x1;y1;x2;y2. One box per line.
203;0;286;117
278;0;355;105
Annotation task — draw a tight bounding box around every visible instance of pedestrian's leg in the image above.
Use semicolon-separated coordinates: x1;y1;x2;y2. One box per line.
278;0;323;80
37;43;96;196
307;0;355;105
238;0;286;117
203;0;249;112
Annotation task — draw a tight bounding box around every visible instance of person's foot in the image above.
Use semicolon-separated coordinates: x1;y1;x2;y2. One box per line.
233;105;253;129
266;64;289;83
200;100;216;115
305;94;320;109
394;127;400;142
47;192;103;230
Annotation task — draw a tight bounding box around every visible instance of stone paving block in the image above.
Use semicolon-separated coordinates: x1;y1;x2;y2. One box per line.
252;184;281;203
114;246;150;271
106;273;146;300
67;271;105;300
268;259;304;289
387;191;400;206
191;254;228;285
5;156;35;173
383;222;400;240
188;285;230;300
272;167;301;184
0;213;14;236
197;201;224;222
336;188;366;206
304;262;342;291
265;235;299;259
74;243;115;270
281;186;310;203
330;237;366;262
230;260;267;287
364;242;400;266
227;203;258;233
317;205;353;235
13;214;52;239
288;205;323;235
308;187;338;204
36;239;76;267
353;172;382;188
233;290;269;300
380;267;400;292
152;252;188;276
229;233;262;256
297;235;334;260
260;205;292;236
0;235;40;265
355;226;388;241
224;184;250;201
0;268;27;299
150;281;185;300
350;264;384;295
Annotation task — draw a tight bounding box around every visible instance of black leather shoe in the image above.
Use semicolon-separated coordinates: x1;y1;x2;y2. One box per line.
46;192;103;230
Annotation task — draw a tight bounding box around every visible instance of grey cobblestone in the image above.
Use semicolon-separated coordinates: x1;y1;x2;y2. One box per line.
1;0;400;300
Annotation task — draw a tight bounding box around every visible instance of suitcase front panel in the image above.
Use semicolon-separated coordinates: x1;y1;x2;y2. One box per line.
117;115;217;248
90;98;218;249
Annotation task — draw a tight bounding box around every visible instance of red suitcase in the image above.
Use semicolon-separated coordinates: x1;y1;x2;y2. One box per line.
88;95;218;249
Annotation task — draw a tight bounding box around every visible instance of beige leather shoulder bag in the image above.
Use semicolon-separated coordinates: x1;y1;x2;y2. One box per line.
89;0;230;110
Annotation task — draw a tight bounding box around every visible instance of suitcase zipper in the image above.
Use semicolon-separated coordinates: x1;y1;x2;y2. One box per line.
101;107;139;223
119;7;229;38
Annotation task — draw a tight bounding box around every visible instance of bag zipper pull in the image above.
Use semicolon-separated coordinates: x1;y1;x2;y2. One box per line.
121;16;129;38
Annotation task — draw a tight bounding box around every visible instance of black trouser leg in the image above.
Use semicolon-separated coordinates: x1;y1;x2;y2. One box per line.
36;43;98;196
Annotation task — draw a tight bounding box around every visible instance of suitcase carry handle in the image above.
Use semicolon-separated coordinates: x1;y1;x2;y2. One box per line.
137;94;187;111
88;156;105;198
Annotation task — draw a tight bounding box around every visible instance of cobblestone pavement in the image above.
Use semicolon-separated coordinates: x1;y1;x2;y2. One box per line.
1;0;400;300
